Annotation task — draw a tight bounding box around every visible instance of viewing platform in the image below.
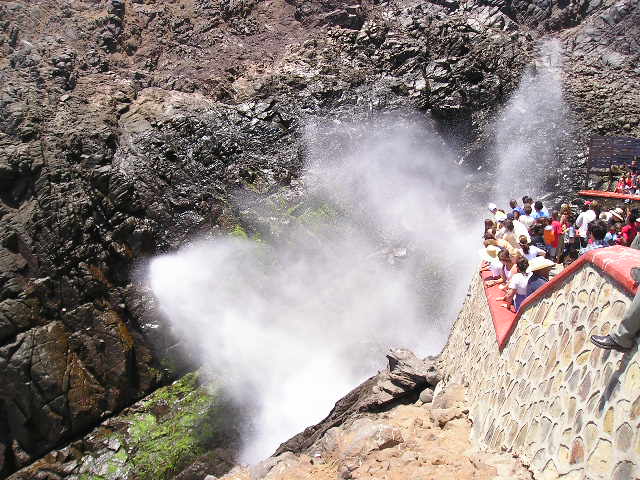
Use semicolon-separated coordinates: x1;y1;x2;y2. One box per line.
441;245;640;479
484;246;640;350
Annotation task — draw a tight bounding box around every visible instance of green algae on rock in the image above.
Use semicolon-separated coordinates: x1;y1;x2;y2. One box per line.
7;372;240;480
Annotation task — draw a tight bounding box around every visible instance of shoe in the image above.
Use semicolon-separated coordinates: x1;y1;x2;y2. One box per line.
631;267;640;284
590;335;631;352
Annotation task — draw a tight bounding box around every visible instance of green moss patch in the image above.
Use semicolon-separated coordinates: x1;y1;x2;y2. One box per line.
122;372;232;480
54;372;239;480
229;225;249;239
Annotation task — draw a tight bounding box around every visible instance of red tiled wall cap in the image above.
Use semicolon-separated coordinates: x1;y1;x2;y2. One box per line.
483;246;640;350
578;190;640;202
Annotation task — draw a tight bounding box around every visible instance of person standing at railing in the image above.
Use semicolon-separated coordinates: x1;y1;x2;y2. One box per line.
575;201;596;249
578;220;608;255
485;249;515;289
618;214;638;246
532;201;550;219
519;236;546;260
509;199;525;216
519;204;536;230
525;257;555;297
500;219;520;251
511;258;531;311
605;223;621;246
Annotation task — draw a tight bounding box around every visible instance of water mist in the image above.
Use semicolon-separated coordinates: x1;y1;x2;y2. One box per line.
494;38;566;204
148;117;480;462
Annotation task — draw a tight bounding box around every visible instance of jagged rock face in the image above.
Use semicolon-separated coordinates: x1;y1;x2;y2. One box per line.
0;0;637;477
275;349;440;456
486;0;630;32
562;0;640;138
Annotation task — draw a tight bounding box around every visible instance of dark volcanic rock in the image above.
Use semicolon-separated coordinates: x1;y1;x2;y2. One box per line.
0;0;637;476
274;349;440;456
0;0;534;474
7;372;242;480
286;0;366;29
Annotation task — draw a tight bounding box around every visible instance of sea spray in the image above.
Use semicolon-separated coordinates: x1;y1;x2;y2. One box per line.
493;38;566;203
148;117;480;462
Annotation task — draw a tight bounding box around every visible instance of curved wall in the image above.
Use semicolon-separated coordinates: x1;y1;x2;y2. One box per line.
440;246;640;479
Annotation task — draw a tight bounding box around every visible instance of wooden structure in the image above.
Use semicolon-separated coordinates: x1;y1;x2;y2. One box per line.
588;135;640;171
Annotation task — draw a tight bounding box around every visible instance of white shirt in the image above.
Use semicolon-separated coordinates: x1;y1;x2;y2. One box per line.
523;245;546;260
513;219;531;242
519;215;535;229
575;210;596;238
501;264;513;281
489;259;502;278
509;272;531;295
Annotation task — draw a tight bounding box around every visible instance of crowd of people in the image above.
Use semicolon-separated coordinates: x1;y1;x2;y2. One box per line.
479;195;640;313
613;158;640;195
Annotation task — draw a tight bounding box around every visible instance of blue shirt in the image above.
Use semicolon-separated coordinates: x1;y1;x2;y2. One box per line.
604;232;618;246
513;206;525;216
532;208;549;219
526;273;548;297
579;240;608;256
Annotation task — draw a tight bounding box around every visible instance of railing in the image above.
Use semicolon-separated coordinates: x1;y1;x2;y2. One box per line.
482;245;640;350
578;189;640;202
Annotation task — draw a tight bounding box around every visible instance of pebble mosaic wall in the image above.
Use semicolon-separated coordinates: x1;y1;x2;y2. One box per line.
440;264;640;479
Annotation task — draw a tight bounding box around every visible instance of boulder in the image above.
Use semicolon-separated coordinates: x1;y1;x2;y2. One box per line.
275;349;439;455
419;387;434;404
338;418;403;459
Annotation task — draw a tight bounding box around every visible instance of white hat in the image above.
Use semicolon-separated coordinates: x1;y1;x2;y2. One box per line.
479;246;501;263
610;209;624;221
613;207;624;215
526;256;555;273
494;211;507;222
488;202;497;212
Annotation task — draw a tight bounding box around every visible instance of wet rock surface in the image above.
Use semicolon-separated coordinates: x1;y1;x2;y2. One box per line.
0;0;637;477
7;372;242;480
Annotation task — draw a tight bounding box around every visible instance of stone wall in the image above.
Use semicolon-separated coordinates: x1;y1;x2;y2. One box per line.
440;247;640;479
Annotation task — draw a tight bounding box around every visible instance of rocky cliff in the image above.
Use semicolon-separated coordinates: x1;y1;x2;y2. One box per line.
0;0;638;477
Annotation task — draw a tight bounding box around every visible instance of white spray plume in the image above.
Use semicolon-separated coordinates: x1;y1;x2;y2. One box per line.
494;38;566;204
148;116;480;462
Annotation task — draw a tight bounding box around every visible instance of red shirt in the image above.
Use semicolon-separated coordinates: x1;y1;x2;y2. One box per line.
551;220;562;248
621;224;637;245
